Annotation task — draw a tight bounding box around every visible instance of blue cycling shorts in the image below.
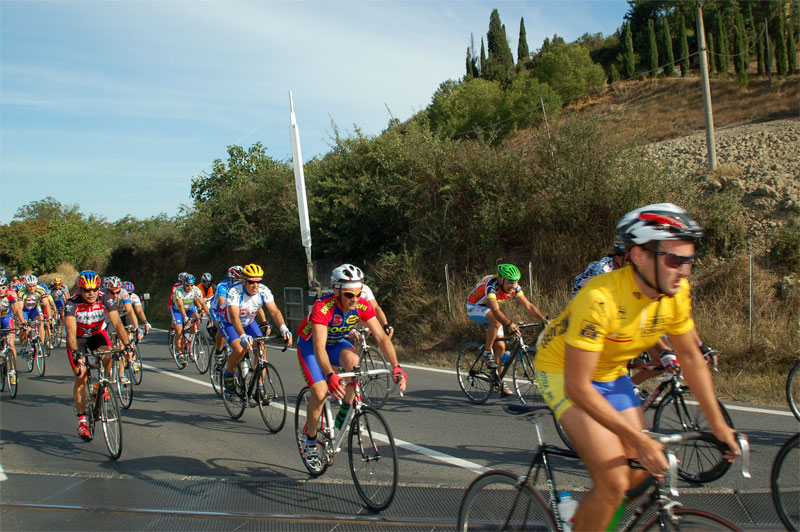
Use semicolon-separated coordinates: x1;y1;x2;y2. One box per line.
171;306;197;325
297;337;356;386
219;320;260;346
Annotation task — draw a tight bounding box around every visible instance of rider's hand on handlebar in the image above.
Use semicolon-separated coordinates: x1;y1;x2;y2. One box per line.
507;322;521;338
239;334;253;350
392;365;407;393
636;433;669;480
326;372;345;399
659;350;680;374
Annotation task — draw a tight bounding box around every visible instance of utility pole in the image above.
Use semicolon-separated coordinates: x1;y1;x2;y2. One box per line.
696;6;717;170
765;17;773;89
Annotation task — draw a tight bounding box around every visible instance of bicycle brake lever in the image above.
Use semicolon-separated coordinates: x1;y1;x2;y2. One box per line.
738;434;751;478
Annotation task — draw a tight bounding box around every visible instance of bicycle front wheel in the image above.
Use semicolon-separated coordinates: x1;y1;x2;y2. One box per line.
652;391;733;483
458;470;556;531
512;348;542;406
34;340;46;377
457;342;493;404
348;406;398;511
130;343;143;385
222;365;247;419
99;385;123;460
788;360;800;422
193;333;211;374
772;433;799;532
361;346;391;409
113;358;133;410
257;362;287;433
642;508;739;530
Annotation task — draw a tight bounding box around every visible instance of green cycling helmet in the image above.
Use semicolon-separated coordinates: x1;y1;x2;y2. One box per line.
497;263;521;282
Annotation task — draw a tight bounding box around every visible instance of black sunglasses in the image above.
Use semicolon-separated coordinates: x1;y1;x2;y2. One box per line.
654;251;695;269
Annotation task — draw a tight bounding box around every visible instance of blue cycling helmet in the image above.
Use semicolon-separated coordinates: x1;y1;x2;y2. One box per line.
184;274;196;285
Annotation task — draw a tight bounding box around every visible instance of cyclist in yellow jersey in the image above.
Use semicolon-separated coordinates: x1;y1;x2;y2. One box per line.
534;203;740;532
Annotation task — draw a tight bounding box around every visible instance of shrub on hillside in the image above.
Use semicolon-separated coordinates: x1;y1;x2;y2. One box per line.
769;219;800;273
531;43;607;102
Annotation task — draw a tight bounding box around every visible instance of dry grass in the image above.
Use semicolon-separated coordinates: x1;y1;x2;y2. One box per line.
567;76;799;146
36;262;79;289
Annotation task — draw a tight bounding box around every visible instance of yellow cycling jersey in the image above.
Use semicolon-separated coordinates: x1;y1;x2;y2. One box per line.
534;265;695;381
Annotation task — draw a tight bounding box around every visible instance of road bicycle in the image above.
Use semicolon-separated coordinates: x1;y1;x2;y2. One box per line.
457;323;546;405
787;358;800;422
210;322;269;396
50;314;63;348
220;335;287;432
352;326;392;408
458;404;750;531
20;322;47;377
75;348;124;460
168;314;212;373
0;328;18;398
294;365;399;511
127;324;144;386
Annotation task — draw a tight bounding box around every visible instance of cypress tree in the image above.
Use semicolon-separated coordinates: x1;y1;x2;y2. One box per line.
757;21;765;75
774;8;788;76
622;23;636;79
610;63;621;83
708;32;717;74
480;38;487;77
678;13;690;75
662;16;675;76
733;11;749;83
517;17;530;68
648;18;659;77
715;15;730;78
788;20;797;74
486;9;514;82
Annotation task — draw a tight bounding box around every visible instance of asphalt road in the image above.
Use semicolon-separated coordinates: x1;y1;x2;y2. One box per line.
1;329;797;530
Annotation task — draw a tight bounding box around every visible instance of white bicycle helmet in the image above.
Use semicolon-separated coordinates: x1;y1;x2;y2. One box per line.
615;203;702;249
228;265;243;280
331;264;364;289
24;274;38;286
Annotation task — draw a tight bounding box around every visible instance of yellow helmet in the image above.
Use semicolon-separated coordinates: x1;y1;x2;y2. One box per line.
242;264;264;279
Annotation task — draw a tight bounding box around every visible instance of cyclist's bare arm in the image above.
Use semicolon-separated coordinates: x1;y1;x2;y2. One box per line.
563;344;668;476
65;315;79;355
367;299;393;337
669;329;740;459
177;298;188;321
363;316;406;393
486;297;511;329
124;301;139;329
257;307;267;326
194;295;210;315
107;309;130;347
517;292;548;323
264;301;292;346
133;303;148;327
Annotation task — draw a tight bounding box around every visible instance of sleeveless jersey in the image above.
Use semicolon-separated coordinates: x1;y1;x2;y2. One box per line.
172;285;202;310
535;266;695;381
19;286;48;311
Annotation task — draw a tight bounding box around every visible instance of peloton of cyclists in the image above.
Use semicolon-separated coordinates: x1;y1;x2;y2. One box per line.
296;264;407;468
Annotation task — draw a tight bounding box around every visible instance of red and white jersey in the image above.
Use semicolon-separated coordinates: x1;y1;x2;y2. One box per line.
64;292;118;338
0;292;18;318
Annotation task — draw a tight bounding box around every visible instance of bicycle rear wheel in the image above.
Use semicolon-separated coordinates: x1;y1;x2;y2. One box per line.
457;342;493;404
113;357;133;410
512;348;542;406
360;346;391;409
210;353;224;396
772;433;799;532
458;470;556;531
221;365;247;419
130;343;143;385
192;333;211;374
294;386;329;476
652;390;733;483
53;322;63;348
788;360;800;422
257;362;287;433
348;406;398;511
642;508;739;530
99;384;123;460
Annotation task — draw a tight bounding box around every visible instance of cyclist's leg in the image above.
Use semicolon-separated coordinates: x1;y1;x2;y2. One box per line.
297;339;348;438
3;317;16;371
467;304;501;367
221;321;246;372
68;338;90;418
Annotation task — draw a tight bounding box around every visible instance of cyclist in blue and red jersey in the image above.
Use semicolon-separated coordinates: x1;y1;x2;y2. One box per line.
296;264;407;468
65;271;132;440
0;276;26;386
51;277;70;325
466;263;548;396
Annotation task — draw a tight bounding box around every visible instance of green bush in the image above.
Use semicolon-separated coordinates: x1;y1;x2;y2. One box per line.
770;219;800;272
531;43;607;101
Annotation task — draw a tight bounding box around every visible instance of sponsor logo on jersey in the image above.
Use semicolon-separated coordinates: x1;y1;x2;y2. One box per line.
356;303;368;312
320;300;335;315
579;320;599;339
332;315;343;326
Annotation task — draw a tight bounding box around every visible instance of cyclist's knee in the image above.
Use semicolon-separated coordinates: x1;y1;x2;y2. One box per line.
593;469;630;501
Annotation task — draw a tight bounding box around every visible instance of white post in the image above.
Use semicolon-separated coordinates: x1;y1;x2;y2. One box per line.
445;264;452;318
289;91;319;304
695;7;717;170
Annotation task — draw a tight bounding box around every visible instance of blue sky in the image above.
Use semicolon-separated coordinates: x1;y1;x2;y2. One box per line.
1;0;629;223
